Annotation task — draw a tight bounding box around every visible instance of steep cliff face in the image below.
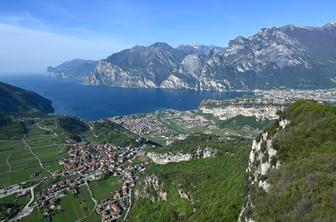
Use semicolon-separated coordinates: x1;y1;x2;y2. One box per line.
239;120;287;222
85;43;185;87
147;147;217;164
82;23;336;91
200;98;287;121
239;101;336;221
83;60;157;88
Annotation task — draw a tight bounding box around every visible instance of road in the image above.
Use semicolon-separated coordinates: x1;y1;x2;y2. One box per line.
8;181;42;222
123;190;132;221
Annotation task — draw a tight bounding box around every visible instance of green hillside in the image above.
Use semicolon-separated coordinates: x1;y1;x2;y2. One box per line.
247;101;336;221
130;135;250;222
0;81;54;116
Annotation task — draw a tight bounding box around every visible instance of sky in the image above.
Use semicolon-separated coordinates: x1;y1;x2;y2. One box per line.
0;0;335;74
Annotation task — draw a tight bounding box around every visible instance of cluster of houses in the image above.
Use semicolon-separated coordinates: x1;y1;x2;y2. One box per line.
36;177;84;213
95;160;145;221
254;88;336;104
112;113;170;136
61;143;141;175
164;110;216;129
96;199;124;221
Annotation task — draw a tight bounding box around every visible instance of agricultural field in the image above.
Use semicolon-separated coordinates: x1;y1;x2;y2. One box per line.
0;116;69;188
0;139;48;188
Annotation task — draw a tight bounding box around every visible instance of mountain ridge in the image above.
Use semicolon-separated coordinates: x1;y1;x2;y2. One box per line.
49;23;336;91
47;59;97;79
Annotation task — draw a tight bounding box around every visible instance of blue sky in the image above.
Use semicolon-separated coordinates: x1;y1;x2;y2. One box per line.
0;0;335;74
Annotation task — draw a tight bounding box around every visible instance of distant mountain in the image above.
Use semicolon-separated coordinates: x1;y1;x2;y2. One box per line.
83;42;226;89
0;81;54;116
53;23;336;91
84;43;186;88
47;59;97;79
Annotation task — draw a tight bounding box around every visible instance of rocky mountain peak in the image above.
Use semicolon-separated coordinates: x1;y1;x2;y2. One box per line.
323;22;336;30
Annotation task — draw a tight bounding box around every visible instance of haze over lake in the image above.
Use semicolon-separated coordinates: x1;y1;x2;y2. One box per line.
0;74;250;120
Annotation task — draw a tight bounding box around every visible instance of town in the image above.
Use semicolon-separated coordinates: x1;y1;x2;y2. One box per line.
33;142;147;221
112;112;170;136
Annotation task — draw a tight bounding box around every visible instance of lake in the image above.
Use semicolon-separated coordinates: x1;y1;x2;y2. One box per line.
0;74;251;120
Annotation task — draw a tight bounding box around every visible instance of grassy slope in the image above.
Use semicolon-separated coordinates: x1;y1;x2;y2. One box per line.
251;101;336;221
129;136;250;222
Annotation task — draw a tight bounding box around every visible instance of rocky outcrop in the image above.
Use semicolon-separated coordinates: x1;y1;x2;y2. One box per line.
147;152;192;164
239;118;290;222
147;147;217;165
200;98;287;120
201;105;280;121
135;175;168;202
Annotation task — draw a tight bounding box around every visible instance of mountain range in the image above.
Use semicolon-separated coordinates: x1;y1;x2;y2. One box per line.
48;23;336;91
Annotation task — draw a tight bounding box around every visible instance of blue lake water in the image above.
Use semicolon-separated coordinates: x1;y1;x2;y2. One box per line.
0;74;251;120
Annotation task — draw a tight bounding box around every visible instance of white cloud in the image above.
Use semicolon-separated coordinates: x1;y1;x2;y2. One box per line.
0;20;129;74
